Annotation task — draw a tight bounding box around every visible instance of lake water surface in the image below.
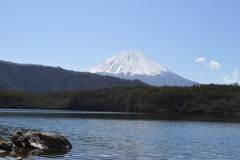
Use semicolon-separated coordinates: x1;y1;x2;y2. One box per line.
0;109;240;159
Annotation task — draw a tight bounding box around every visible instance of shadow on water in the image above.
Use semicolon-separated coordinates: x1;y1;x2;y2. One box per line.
1;109;240;123
0;148;70;159
60;113;240;124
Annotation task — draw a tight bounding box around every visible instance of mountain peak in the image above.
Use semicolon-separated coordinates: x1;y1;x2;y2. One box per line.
86;50;168;76
119;49;145;56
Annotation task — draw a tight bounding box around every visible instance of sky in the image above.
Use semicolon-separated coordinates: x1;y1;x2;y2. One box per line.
0;0;239;84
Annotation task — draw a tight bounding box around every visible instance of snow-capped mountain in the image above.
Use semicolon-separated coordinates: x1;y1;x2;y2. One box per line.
86;50;199;86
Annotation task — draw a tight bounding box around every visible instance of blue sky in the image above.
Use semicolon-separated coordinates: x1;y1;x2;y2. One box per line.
0;0;239;84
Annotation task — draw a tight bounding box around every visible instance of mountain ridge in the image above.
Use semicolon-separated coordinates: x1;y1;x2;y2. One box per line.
0;60;147;92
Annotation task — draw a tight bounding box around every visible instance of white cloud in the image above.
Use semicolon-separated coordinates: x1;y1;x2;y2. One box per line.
233;70;238;76
221;70;239;83
195;57;221;74
194;72;202;76
195;57;206;63
206;60;221;70
195;57;221;76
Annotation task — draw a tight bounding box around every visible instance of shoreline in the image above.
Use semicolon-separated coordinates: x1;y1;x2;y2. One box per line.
1;106;240;115
1;107;240;116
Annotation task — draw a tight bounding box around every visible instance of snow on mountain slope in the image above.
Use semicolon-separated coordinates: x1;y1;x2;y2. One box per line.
87;50;168;76
85;50;199;86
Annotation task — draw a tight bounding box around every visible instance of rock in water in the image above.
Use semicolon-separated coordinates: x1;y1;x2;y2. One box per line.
38;132;72;150
0;137;17;151
10;130;72;150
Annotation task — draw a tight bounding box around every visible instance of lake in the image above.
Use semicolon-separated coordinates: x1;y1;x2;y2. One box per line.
0;109;240;159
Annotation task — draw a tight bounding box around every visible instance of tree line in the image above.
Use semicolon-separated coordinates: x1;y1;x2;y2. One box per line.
0;84;240;114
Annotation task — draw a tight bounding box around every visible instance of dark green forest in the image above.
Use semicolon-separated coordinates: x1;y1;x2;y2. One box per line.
0;84;240;114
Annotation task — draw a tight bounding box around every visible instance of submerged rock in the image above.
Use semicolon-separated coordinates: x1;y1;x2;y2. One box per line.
0;148;69;159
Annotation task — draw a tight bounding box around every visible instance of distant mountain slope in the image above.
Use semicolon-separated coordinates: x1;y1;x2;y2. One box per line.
0;60;147;92
86;50;199;86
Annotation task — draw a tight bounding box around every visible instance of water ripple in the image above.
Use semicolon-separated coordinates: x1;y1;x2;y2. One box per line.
0;109;240;159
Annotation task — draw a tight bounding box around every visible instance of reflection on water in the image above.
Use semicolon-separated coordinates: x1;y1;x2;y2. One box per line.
1;109;240;159
0;148;69;159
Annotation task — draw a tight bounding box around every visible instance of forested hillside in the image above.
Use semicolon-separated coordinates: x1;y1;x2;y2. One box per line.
0;84;239;114
0;60;147;92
